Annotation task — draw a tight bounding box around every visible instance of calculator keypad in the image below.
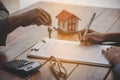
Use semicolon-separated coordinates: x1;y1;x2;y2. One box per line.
3;59;32;69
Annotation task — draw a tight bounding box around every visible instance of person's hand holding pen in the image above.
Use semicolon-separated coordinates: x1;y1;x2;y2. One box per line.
77;13;106;46
77;29;106;46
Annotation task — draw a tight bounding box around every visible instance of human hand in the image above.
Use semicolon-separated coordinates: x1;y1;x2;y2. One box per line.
21;8;52;26
9;8;52;29
77;29;106;46
102;47;120;65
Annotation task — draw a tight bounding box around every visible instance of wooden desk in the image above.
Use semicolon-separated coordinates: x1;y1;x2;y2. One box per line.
0;2;120;80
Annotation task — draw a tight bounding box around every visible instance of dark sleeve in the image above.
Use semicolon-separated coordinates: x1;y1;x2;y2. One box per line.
0;17;9;46
113;64;120;80
0;1;9;46
0;1;9;14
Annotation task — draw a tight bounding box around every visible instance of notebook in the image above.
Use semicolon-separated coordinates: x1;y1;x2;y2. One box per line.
28;38;111;67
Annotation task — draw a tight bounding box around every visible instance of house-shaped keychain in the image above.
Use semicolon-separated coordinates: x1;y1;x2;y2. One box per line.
56;10;81;34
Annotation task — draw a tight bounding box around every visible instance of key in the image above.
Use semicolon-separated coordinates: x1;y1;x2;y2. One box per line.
48;27;52;39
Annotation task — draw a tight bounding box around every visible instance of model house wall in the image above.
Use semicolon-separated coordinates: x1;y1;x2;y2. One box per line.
56;10;80;33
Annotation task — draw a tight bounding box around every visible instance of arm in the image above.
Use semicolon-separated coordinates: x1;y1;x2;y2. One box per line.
0;2;52;46
77;29;120;46
8;8;52;33
104;33;120;42
0;8;52;46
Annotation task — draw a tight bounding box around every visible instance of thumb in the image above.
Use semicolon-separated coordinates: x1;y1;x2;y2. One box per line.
83;33;92;41
102;50;106;55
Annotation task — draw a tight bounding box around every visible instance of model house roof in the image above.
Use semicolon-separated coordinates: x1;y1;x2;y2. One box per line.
56;10;80;22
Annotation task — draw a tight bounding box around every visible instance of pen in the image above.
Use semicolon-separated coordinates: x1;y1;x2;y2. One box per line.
83;13;96;37
79;13;96;46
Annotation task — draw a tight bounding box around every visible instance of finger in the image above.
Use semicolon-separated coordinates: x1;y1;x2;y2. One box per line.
82;37;93;45
82;33;93;40
34;9;48;25
27;9;44;26
80;34;94;45
86;39;98;44
81;41;90;46
82;35;93;43
77;33;81;41
36;12;47;24
102;50;112;61
77;34;82;42
111;46;117;49
44;16;52;26
40;8;50;20
38;10;48;23
102;50;107;55
39;8;52;26
108;47;116;51
102;50;109;58
88;29;95;33
81;42;86;46
34;18;42;26
86;42;92;46
110;47;113;49
106;48;110;51
77;30;85;41
78;33;83;41
78;29;86;35
33;18;39;26
84;33;103;44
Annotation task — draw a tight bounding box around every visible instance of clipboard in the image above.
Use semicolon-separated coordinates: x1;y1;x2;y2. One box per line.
28;38;111;67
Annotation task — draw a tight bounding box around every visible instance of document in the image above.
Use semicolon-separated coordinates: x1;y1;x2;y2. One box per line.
28;38;111;67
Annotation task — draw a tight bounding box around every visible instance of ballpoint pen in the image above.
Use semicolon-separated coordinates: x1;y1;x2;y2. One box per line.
83;13;96;37
80;13;96;46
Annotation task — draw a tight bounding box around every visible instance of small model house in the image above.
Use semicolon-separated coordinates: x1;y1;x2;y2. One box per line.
56;10;81;34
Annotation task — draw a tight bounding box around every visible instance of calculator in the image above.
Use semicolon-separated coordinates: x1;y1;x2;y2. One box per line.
2;59;41;78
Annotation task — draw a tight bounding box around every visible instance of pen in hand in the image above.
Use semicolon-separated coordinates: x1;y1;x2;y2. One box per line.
80;13;96;46
83;13;96;37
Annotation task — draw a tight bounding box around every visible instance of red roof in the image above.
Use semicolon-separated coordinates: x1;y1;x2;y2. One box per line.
56;10;79;22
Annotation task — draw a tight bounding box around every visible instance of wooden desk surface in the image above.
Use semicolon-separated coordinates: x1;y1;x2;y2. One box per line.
0;2;120;80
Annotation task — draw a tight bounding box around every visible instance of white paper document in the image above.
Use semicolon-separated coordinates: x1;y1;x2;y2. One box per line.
28;38;111;67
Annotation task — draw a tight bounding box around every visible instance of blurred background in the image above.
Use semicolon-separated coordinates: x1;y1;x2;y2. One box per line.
1;0;120;14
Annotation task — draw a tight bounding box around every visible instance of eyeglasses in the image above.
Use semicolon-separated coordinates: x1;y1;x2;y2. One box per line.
49;56;67;80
